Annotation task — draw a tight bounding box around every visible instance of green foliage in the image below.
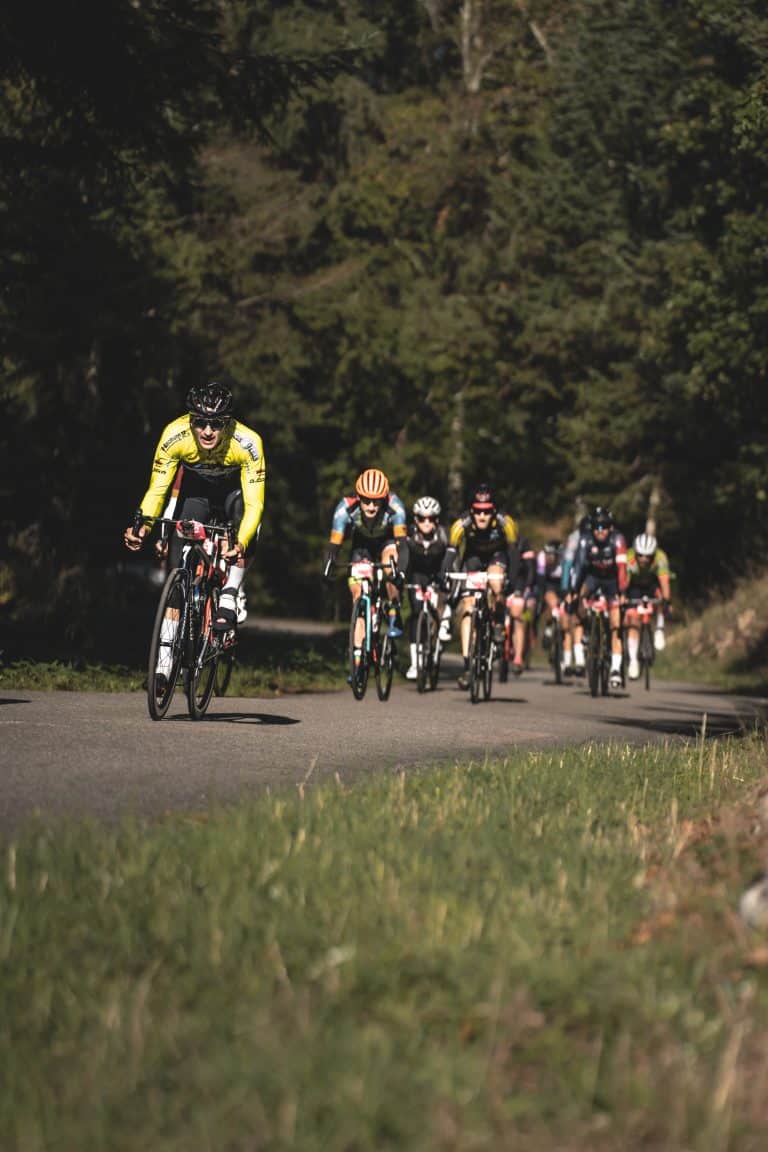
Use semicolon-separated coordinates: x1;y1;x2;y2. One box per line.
3;0;768;643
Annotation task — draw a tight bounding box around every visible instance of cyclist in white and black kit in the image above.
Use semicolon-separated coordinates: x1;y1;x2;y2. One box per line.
403;496;450;680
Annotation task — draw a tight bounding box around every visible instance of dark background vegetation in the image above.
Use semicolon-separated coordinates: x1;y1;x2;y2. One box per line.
2;0;768;658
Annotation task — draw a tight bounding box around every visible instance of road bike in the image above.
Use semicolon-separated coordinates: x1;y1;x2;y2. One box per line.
135;513;238;720
450;571;497;703
345;558;398;702
624;595;661;691
405;581;444;692
582;589;619;698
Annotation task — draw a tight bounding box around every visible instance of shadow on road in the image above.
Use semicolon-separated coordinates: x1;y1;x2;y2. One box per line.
168;712;300;725
0;698;29;706
594;698;765;740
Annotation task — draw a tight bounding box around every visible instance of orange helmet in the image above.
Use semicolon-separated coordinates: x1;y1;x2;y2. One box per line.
355;468;390;500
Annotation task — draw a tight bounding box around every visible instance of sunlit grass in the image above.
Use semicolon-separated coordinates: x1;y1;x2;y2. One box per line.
2;736;768;1150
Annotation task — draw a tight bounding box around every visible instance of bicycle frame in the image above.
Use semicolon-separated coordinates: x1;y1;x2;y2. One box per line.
448;570;496;702
624;595;661;691
405;581;443;693
345;558;397;701
139;513;235;719
582;590;613;697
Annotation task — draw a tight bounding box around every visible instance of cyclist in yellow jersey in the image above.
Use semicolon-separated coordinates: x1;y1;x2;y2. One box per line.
440;483;520;689
123;381;266;633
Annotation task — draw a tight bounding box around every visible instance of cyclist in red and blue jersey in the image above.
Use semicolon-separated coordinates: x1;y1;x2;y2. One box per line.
566;506;628;689
323;469;409;649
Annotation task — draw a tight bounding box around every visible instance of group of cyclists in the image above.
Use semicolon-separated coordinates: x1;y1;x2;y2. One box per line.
124;382;672;695
322;469;672;692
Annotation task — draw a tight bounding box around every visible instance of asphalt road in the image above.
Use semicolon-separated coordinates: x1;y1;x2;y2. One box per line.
1;660;765;835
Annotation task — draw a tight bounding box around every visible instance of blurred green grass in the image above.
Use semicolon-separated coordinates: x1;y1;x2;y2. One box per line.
2;736;768;1150
0;626;350;696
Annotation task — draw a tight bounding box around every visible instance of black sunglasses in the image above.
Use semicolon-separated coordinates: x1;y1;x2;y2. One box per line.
191;415;228;431
415;514;436;523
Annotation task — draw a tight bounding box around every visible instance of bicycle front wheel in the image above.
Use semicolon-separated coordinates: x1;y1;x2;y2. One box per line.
187;591;218;720
482;617;494;701
600;621;611;696
586;618;600;698
552;619;564;685
429;628;442;691
375;630;394;701
147;568;187;720
349;598;369;700
468;613;482;704
416;608;432;694
640;623;654;691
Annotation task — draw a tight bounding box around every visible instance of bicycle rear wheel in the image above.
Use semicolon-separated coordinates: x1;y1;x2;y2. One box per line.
187;592;218;720
214;650;234;696
375;631;394;701
349;598;369;700
416;608;432;694
147;569;187;720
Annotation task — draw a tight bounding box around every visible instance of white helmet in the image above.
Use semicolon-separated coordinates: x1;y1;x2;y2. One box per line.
413;496;441;518
634;533;657;557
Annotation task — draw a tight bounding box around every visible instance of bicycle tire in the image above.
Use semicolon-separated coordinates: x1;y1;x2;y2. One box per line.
523;617;534;670
429;619;441;691
552;618;563;684
187;590;218;720
499;613;510;683
147;568;187;720
468;612;482;704
416;607;431;694
482;616;493;700
376;631;394;701
349;597;369;700
640;623;654;691
214;650;234;696
586;618;600;698
600;619;611;696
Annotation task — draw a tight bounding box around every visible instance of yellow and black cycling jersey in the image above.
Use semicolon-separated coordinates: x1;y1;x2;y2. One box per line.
139;414;266;549
447;510;519;563
626;546;670;590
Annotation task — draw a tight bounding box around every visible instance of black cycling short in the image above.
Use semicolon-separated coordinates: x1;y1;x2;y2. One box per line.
168;481;246;568
581;573;620;604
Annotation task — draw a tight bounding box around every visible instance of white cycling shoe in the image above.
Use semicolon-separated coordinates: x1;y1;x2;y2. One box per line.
654;627;665;651
236;587;248;624
628;657;640;680
609;669;623;690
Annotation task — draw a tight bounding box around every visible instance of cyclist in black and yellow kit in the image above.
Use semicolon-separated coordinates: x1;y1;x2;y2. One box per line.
440;483;520;689
123;381;266;634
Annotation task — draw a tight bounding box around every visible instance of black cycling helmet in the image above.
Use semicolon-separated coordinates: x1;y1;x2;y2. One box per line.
470;483;496;512
591;505;614;531
186;381;233;419
578;515;591;534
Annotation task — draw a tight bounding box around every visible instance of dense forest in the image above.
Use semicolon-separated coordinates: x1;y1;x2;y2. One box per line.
3;0;768;642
